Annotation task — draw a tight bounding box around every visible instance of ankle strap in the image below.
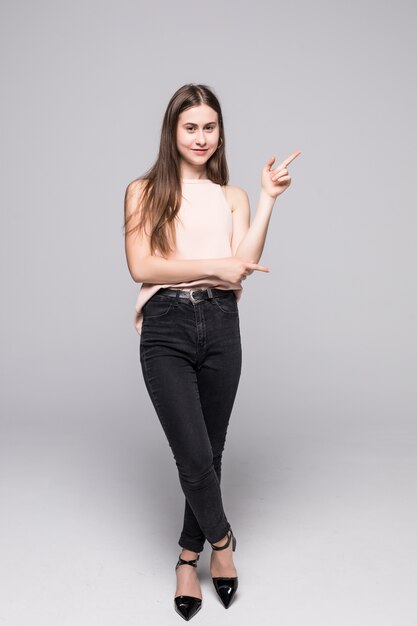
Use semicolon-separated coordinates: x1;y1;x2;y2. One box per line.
175;554;200;569
210;529;232;551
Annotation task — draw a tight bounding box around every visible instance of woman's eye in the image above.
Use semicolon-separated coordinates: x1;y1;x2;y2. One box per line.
185;126;215;131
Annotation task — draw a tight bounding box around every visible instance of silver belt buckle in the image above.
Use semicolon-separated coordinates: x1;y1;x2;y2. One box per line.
189;289;202;305
189;288;213;305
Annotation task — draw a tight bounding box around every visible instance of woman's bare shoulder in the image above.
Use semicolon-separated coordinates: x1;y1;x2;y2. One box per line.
221;184;249;212
125;177;148;196
124;178;149;219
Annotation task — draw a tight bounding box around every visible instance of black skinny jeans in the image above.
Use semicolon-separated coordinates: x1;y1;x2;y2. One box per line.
139;287;242;553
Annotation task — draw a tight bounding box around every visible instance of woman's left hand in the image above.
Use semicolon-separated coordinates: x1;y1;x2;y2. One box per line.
261;150;301;199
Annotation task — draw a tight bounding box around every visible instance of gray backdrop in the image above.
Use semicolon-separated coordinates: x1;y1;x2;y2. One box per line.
1;0;416;624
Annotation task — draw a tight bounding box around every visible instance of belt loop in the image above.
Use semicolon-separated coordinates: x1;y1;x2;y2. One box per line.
207;287;213;299
175;289;180;301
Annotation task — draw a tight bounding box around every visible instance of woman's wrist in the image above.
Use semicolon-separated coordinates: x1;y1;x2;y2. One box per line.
259;187;277;204
202;258;220;280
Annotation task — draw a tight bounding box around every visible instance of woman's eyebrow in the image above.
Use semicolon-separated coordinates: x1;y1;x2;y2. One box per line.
183;121;217;126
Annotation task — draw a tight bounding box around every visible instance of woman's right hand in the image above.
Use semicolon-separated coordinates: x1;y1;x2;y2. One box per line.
213;257;270;284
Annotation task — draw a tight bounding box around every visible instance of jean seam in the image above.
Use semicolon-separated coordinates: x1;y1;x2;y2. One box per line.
212;298;238;315
142;300;174;319
140;349;167;431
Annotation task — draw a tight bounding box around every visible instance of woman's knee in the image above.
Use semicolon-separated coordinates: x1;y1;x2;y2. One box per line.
176;450;215;486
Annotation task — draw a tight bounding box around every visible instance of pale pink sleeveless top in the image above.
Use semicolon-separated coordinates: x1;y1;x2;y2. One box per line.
133;179;243;334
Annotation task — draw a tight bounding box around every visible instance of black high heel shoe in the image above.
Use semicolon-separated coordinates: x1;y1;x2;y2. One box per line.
174;554;202;621
210;528;238;609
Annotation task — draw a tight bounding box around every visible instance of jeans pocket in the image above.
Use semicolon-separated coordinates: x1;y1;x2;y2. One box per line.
212;293;238;315
143;296;175;319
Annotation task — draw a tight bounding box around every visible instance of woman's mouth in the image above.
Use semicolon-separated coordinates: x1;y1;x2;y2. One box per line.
192;149;208;155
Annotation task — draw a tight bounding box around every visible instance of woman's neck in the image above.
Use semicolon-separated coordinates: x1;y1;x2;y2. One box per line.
180;166;208;180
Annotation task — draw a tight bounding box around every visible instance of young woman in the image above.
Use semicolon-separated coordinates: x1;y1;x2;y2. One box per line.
124;83;300;621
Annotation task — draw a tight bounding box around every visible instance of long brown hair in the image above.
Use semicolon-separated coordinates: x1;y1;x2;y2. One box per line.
123;83;229;257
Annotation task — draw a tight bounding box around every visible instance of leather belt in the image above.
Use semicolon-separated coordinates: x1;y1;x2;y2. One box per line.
157;287;233;305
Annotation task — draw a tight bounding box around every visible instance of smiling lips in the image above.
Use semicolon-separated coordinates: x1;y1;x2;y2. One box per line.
193;149;208;153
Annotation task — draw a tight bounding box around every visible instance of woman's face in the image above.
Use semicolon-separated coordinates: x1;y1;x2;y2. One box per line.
176;104;220;174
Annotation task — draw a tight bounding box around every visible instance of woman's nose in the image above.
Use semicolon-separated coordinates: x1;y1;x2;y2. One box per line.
196;131;207;145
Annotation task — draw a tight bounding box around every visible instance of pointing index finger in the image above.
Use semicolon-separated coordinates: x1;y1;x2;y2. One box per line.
250;262;270;272
278;150;302;169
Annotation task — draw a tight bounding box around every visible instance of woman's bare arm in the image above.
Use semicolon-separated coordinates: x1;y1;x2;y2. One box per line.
230;152;301;263
229;187;275;263
124;180;218;283
124;180;269;284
